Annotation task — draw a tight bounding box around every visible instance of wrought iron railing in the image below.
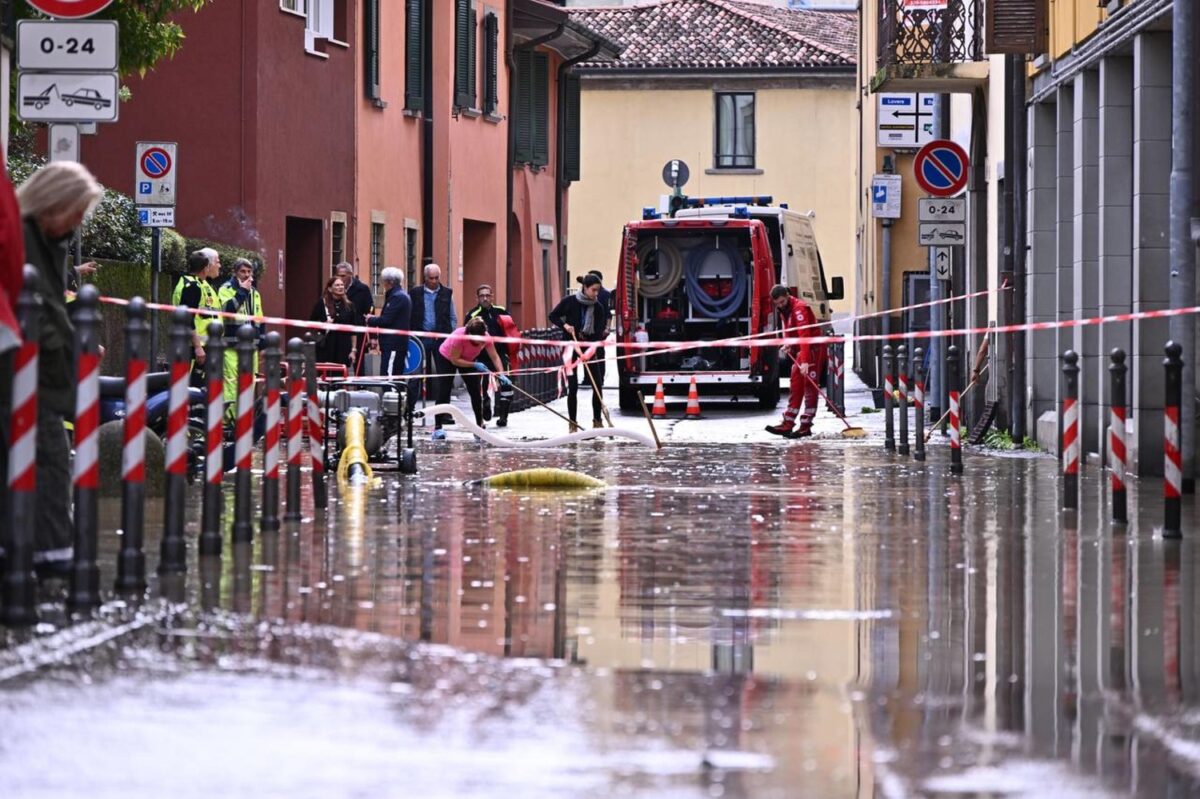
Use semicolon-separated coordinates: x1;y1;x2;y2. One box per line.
877;0;985;68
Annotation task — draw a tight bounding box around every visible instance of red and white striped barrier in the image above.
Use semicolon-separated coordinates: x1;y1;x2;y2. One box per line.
235;366;254;472
205;362;224;489
949;390;961;453
121;351;147;485
1165;405;1182;501
164;360;190;478
914;377;925;412
8;336;38;495
1110;404;1126;495
264;371;282;483
307;392;325;481
287;371;305;469
1063;398;1080;479
72;351;101;491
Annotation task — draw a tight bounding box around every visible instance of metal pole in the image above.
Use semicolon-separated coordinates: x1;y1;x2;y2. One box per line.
1109;349;1128;524
115;297;150;595
68;284;102;613
883;344;895;451
158;309;192;582
232;324;257;545
261;332;283;535
948;344;963;475
303;334;328;510
1062;350;1080;511
898;344;910;456
199;321;225;558
1011;54;1028;442
2;266;43;626
1165;341;1184;538
284;339;305;523
914;346;926;462
1171;0;1196;492
149;226;161;368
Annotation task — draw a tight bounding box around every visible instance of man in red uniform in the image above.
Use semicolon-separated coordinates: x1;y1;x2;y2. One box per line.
766;284;825;438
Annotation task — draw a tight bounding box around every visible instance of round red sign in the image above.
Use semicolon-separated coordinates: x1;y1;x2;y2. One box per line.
25;0;114;19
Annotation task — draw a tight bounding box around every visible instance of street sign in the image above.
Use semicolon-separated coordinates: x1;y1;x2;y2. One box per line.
901;0;949;9
24;0;115;19
137;206;175;228
662;159;690;190
876;93;936;149
914;139;970;197
48;123;79;161
932;247;952;281
918;197;966;223
135;141;177;206
17;20;118;71
920;224;966;247
871;174;902;219
17;70;117;122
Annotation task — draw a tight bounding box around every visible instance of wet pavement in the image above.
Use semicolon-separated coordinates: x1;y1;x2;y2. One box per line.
3;378;1200;797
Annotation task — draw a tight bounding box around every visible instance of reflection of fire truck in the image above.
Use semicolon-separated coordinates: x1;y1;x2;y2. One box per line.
614;196;843;412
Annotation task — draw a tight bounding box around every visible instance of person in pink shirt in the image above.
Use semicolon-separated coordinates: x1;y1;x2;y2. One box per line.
437;316;510;433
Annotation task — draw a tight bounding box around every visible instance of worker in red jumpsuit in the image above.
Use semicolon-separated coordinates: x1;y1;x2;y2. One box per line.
766;284;825;438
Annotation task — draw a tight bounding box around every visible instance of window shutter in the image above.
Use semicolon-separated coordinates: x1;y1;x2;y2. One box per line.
532;53;549;165
986;0;1047;55
467;0;478;108
484;13;499;115
454;0;471;109
365;0;381;101
404;0;425;112
514;50;533;162
562;74;581;182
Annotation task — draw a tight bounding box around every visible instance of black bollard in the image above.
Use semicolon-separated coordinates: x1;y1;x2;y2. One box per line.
897;344;910;457
115;297;150;595
232;324;257;545
1165;341;1184;538
199;321;225;558
883;344;895;451
913;347;926;462
302;334;328;510
2;266;44;625
1062;350;1080;511
68;284;102;613
261;332;283;535
1109;349;1128;524
948;344;963;476
159;308;193;581
284;338;305;523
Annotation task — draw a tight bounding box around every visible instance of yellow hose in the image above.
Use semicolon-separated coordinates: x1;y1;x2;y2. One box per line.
336;409;373;485
478;468;606;489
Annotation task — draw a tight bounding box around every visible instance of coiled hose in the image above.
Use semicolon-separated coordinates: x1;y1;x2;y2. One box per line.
636;239;683;299
683;242;747;319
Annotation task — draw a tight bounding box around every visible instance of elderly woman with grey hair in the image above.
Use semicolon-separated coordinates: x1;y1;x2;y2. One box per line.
365;266;412;379
5;162;104;573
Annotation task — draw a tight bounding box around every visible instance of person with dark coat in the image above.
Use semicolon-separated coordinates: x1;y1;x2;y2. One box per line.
464;283;519;427
365;267;412;378
550;273;610;430
335;261;375;319
407;263;457;428
310;275;362;371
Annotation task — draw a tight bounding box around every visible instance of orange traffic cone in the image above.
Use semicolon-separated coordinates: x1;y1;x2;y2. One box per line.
652;377;667;418
685;377;702;418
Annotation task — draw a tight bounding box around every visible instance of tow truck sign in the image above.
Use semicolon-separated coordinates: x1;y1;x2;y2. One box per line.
17;71;118;122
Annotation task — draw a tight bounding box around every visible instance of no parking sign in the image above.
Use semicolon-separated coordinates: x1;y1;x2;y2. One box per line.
913;139;969;198
134;141;177;207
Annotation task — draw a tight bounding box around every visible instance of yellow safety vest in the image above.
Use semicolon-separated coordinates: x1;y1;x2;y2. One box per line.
173;274;221;338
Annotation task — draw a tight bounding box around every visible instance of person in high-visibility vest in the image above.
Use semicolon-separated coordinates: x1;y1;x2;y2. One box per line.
216;258;264;406
172;248;222;373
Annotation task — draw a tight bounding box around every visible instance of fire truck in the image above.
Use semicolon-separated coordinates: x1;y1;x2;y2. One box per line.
614;195;843;413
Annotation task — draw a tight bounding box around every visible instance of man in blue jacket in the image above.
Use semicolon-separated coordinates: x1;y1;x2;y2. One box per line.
407;263;456;432
366;267;411;378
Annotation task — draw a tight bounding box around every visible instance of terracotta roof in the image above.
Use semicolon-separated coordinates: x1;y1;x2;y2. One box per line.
569;0;857;73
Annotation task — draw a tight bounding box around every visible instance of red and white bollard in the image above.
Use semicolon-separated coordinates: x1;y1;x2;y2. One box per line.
303;334;327;510
116;297;150;594
284;338;306;523
1062;350;1080;510
199;322;225;557
69;284;102;613
947;344;962;476
1164;341;1184;538
261;332;283;535
1109;349;1128;524
159;309;193;579
232;324;257;545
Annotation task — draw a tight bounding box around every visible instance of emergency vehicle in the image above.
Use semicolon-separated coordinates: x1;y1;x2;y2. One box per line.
614;196;843;412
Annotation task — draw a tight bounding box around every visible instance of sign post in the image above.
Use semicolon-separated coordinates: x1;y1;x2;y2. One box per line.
136;141;178;365
16;19;119;124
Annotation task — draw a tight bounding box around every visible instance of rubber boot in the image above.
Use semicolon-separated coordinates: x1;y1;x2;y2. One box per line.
765;423;793;437
787;424;813;439
496;386;513;428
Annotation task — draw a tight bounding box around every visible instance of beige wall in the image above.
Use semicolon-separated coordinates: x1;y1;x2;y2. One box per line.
572;80;858;314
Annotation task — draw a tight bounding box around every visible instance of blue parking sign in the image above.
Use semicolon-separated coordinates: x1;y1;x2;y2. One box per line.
139;181;151;194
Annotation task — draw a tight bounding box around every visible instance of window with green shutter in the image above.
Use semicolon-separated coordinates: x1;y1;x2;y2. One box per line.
513;50;549;166
364;0;381;103
483;12;499;115
562;74;581;182
454;0;478;110
404;0;425;113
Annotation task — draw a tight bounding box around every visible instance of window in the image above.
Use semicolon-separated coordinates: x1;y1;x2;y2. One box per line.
365;0;381;101
331;219;346;267
280;0;304;13
483;13;499;115
405;228;419;292
405;0;426;112
562;74;581;182
371;223;385;296
513;50;549;165
454;0;478;110
714;93;755;169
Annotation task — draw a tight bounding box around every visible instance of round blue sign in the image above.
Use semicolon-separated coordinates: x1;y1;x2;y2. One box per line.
403;339;424;375
140;147;172;179
914;139;970;198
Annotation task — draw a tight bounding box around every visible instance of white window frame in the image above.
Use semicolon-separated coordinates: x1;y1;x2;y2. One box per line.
279;0;305;17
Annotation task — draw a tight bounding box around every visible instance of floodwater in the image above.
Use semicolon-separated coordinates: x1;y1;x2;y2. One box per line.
2;437;1200;798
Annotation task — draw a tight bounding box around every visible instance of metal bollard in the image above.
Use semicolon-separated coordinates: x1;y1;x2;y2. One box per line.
232;324;257;545
302;334;328;510
199;322;225;558
159;309;193;579
115;297;150;595
284;338;305;523
883;345;895;451
948;344;963;476
68;284;102;613
1109;349;1128;524
1062;350;1080;511
897;344;910;457
1165;341;1184;538
913;347;926;462
261;332;283;535
2;266;43;625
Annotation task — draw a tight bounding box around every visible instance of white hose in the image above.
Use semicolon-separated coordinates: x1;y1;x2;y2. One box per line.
422;404;658;449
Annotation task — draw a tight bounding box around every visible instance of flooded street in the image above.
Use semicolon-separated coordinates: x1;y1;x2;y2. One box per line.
3;409;1200;797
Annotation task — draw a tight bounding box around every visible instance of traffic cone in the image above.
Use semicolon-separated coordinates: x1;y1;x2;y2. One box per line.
652;377;667;418
685;377;702;418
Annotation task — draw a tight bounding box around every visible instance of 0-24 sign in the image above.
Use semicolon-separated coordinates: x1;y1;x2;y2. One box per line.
17;20;118;71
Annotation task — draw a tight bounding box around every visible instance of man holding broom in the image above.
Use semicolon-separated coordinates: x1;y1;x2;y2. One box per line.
766;285;824;439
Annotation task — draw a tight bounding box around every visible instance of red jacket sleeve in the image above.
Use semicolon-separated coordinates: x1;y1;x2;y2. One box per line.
499;314;521;366
1;169;23;316
790;299;818;367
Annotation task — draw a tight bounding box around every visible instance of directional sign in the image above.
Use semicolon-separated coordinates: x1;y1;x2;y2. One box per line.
932;247;952;282
920;224;966;247
877;93;936;148
914;139;970;198
17;71;118;122
919;197;966;223
137;206;175;228
135;141;177;206
17;20;118;71
24;0;115;19
871;174;902;219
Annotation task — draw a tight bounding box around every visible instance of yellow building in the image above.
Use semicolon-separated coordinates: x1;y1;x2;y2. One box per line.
566;0;859;318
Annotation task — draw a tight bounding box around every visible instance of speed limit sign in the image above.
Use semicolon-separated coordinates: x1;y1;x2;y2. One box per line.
24;1;115;19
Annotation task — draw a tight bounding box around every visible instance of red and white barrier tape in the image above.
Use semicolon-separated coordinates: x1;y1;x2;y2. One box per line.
121;355;147;484
8;339;38;493
73;352;101;490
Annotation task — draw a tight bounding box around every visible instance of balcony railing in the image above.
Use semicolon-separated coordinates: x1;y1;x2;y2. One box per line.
877;0;985;68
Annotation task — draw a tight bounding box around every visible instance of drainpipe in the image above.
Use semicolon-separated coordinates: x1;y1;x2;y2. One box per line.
1170;0;1195;490
879;154;894;392
421;0;434;263
1011;55;1028;443
556;41;602;287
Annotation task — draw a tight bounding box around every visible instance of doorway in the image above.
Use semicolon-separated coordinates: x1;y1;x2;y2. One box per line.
462;219;497;305
285;216;324;323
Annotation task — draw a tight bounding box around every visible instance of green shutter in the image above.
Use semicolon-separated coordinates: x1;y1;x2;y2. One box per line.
467;0;478;108
484;13;499;115
532;53;549;166
563;74;581;182
365;0;381;101
404;0;424;112
454;0;470;109
514;50;533;162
